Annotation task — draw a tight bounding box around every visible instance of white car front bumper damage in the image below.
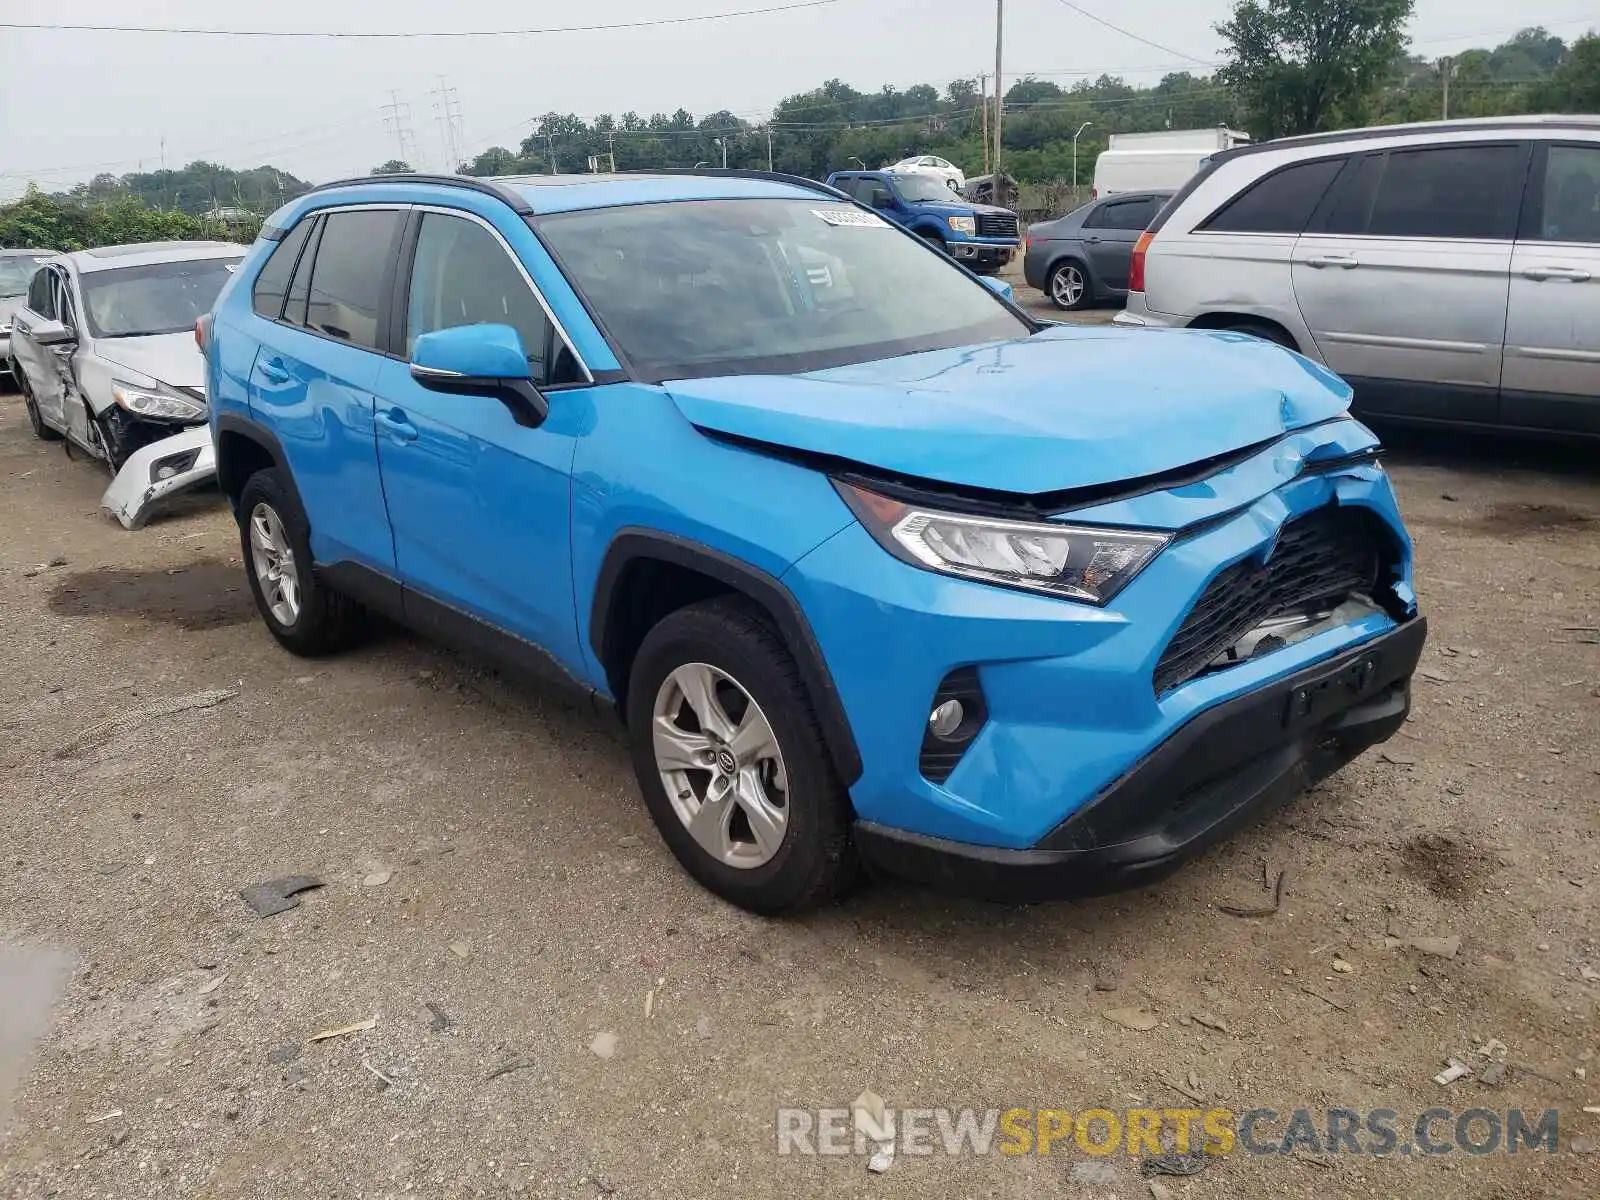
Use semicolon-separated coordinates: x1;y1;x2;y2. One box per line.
99;423;218;530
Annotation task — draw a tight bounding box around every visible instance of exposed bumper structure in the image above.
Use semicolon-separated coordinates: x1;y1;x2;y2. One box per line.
855;615;1427;901
99;423;218;530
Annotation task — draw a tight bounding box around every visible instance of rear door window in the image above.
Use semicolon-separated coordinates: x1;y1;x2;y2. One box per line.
303;209;403;349
1089;197;1158;230
252;218;315;320
1530;143;1600;243
283;217;323;329
1363;144;1527;240
1201;157;1347;234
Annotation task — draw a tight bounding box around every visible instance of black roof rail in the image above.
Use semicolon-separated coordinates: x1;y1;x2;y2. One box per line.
633;167;853;202
300;173;535;215
1208;115;1600;166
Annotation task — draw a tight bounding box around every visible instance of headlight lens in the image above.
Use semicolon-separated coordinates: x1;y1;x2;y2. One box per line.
836;481;1170;605
946;215;976;235
111;381;207;421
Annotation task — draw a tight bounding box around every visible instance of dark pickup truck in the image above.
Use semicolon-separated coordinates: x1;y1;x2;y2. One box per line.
825;170;1021;274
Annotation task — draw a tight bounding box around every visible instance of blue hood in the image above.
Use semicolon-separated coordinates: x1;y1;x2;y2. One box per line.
664;326;1354;495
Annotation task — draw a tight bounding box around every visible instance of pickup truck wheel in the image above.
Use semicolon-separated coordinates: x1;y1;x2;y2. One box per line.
626;596;858;915
1048;260;1090;310
919;230;948;255
237;469;364;656
19;376;62;441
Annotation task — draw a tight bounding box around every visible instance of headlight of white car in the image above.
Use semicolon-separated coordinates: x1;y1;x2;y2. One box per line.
110;381;207;421
946;216;977;235
836;481;1170;605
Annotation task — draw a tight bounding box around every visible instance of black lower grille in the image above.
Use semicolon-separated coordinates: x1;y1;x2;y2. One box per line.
976;212;1019;239
1153;506;1394;696
919;667;988;783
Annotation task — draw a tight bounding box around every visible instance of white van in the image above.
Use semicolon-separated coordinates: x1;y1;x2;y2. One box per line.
1093;127;1251;198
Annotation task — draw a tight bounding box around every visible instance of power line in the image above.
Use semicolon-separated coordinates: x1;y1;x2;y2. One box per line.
1047;0;1214;66
0;0;843;39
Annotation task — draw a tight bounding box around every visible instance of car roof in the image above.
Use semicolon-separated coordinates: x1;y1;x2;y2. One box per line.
65;240;247;273
1213;113;1600;165
1;247;56;256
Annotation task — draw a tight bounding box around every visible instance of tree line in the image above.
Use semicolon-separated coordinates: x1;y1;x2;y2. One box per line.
4;3;1598;251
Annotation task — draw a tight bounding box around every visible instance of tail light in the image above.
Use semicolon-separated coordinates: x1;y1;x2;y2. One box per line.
1128;231;1154;294
195;314;212;354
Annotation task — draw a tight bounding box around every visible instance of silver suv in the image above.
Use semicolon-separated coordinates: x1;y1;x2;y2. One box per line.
1117;116;1600;438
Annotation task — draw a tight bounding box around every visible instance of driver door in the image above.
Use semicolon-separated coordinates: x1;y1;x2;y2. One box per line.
53;274;97;447
11;266;69;429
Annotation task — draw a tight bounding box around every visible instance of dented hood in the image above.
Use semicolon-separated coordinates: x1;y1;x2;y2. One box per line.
665;326;1354;495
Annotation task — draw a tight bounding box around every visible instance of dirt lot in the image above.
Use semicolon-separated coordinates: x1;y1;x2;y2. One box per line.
0;333;1597;1199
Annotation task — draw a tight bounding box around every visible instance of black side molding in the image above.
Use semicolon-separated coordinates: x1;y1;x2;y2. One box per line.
590;529;863;785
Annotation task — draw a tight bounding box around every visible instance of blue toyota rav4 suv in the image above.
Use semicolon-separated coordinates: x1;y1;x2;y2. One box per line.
204;170;1425;915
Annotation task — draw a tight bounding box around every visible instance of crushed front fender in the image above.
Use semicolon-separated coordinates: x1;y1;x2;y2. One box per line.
99;424;218;530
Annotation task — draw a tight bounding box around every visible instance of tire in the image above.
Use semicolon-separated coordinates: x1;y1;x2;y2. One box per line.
18;373;63;441
237;468;364;656
919;230;948;255
1047;259;1091;311
625;596;858;915
1217;320;1298;351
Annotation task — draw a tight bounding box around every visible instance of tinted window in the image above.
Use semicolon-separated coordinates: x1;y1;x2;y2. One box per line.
284;217;322;328
80;257;242;338
305;209;401;349
1535;144;1600;243
252;218;314;319
406;213;556;383
537;198;1029;381
0;255;47;299
1365;144;1525;240
1203;157;1346;234
27;267;56;318
1323;155;1385;235
1088;198;1157;230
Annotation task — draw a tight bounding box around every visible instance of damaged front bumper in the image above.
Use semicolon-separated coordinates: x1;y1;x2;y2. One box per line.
99;423;217;530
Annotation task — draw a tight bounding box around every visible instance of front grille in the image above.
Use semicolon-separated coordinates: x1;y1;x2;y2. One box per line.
975;212;1019;239
1153;506;1392;696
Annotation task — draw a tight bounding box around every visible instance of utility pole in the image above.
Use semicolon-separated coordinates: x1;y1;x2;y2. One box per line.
1440;56;1454;120
992;0;1005;204
381;91;418;167
1072;121;1093;202
978;73;990;176
545;134;558;174
429;76;465;173
765;125;774;172
608;129;617;172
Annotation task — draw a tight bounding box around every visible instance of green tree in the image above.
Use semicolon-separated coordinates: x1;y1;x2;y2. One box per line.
1217;0;1414;138
370;159;413;175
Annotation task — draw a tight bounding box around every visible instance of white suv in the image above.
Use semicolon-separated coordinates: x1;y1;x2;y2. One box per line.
1117;116;1600;439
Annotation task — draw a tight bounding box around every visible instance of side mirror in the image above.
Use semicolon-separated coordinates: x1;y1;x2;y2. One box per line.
30;319;75;346
979;276;1015;302
410;323;548;427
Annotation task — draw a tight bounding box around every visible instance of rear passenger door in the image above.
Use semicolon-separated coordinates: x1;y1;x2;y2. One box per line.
246;206;405;577
372;207;589;674
1502;140;1600;434
1082;196;1159;292
1292;141;1531;425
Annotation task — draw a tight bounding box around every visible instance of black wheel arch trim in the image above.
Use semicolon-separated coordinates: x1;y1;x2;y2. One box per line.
214;413;306;519
590;528;863;785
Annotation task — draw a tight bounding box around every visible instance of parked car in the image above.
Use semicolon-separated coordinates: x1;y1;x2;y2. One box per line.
1024;190;1174;310
206;170;1425;915
1118;115;1600;438
0;248;57;387
825;169;1020;273
962;172;1015;206
884;155;965;193
10;240;246;526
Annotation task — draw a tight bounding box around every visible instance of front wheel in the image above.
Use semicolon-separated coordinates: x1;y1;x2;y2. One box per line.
1048;260;1090;310
625;597;857;915
18;375;63;441
919;231;948;255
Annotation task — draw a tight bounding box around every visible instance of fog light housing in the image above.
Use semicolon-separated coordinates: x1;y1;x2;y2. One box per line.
919;667;988;784
149;448;201;483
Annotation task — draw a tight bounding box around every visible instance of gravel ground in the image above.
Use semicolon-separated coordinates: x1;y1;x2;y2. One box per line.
0;323;1597;1199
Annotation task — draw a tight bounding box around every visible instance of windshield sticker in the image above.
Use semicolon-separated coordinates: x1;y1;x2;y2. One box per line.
813;208;889;228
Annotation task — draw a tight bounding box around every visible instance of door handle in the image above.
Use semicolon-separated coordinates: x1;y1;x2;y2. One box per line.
375;409;418;443
1522;265;1592;282
1304;254;1359;269
256;357;291;383
1083;235;1102;244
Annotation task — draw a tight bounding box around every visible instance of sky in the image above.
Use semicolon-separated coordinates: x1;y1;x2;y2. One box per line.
2;0;1596;199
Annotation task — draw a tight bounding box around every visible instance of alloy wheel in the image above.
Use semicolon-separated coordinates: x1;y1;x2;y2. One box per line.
651;662;790;869
249;502;302;626
1051;264;1085;308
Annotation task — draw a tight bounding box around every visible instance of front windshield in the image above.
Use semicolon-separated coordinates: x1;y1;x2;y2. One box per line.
537;198;1027;381
893;175;962;203
81;257;241;338
0;256;48;298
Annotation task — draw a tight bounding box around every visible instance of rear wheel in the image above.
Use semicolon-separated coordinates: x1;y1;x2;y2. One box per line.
625;596;857;915
1216;320;1298;351
237;469;364;656
1048;260;1090;310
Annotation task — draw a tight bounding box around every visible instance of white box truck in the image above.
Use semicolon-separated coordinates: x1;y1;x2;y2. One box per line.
1092;127;1251;198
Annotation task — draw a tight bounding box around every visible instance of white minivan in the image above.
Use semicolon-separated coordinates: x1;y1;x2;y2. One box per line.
1117;115;1600;439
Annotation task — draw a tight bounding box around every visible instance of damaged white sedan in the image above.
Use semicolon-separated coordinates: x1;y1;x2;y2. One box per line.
8;240;244;528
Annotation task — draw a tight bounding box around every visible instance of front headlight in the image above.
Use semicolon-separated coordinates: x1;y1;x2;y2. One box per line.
836;481;1170;605
111;381;207;421
946;215;977;235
